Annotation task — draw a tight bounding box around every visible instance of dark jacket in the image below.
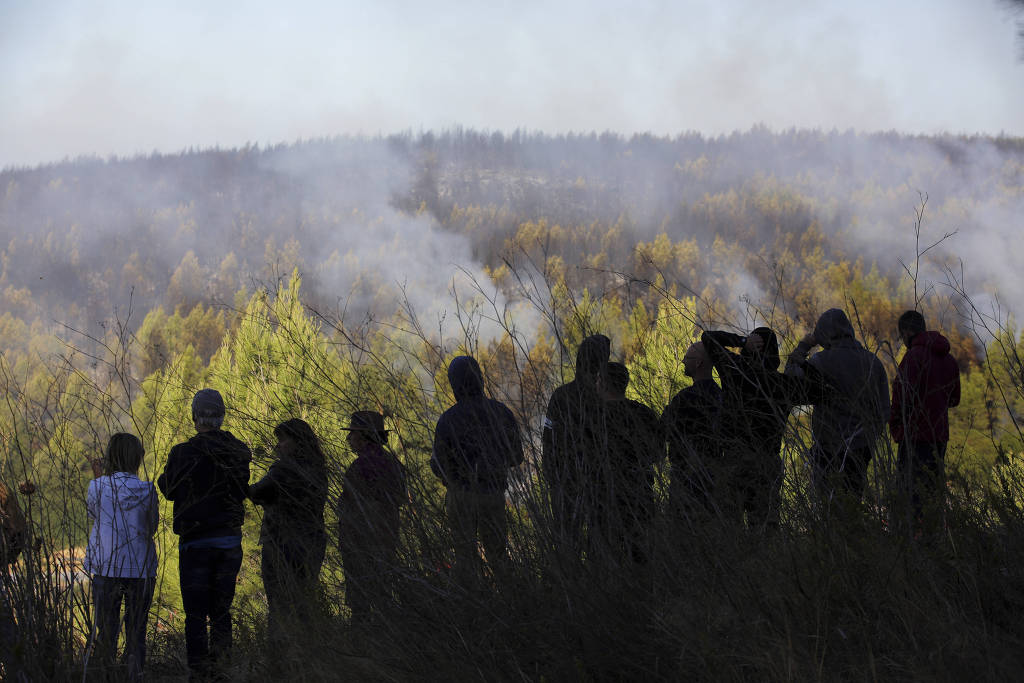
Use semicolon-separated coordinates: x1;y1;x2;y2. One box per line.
157;430;251;542
0;478;27;566
702;329;794;463
661;378;723;498
249;450;328;554
542;335;611;497
430;356;524;495
604;397;663;519
786;309;890;452
889;331;961;444
338;445;406;549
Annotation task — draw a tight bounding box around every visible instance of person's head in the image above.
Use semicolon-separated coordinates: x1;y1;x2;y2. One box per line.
273;418;324;465
601;362;629;400
448;355;485;401
105;433;144;475
192;388;225;432
575;334;611;384
343;411;389;452
742;327;781;371
683;341;712;380
898;310;927;346
813;308;855;349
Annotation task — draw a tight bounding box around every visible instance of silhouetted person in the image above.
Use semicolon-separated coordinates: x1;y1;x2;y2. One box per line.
249;419;328;644
86;434;158;682
599;362;662;562
661;341;723;519
157;388;251;680
431;356;523;586
542;334;611;557
702;327;792;530
785;308;889;501
889;310;961;532
1;477;29;679
337;411;406;624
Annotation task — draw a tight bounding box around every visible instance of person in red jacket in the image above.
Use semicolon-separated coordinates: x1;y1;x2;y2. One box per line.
889;310;961;531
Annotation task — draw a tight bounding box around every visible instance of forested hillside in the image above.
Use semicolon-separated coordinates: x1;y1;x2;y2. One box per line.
3;128;1024;679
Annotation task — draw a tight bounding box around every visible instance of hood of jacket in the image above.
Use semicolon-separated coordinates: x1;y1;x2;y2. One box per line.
105;472;154;512
813;308;856;349
910;330;952;357
575;334;611;377
742;326;780;371
449;355;485;401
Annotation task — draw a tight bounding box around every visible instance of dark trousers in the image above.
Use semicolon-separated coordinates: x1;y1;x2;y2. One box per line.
91;575;155;681
262;539;325;642
812;444;873;500
179;545;243;675
725;457;783;531
446;489;508;585
897;441;947;530
340;536;397;623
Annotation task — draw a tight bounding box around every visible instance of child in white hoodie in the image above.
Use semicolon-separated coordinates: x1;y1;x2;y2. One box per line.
85;433;158;681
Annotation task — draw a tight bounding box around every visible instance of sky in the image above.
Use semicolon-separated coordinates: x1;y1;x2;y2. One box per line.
1;0;1022;168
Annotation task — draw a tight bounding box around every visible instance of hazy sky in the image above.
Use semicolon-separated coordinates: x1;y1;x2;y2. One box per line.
2;0;1022;168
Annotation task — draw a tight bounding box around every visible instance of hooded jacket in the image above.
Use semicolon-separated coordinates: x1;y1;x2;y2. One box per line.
702;328;794;464
85;472;158;577
786;309;890;452
431;356;524;494
542;335;611;494
889;330;961;444
158;429;251;543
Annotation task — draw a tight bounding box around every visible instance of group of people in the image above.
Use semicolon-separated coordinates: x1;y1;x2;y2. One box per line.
0;307;960;680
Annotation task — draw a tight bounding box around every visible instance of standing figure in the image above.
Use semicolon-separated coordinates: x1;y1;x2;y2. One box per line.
785;308;889;501
249;419;328;643
1;477;29;679
702;328;792;530
431;356;523;586
85;434;158;682
661;341;723;519
542;334;611;557
337;411;406;623
158;389;251;679
889;310;961;531
599;362;662;562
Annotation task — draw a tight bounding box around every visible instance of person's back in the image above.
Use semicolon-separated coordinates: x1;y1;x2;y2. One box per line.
786;309;889;497
601;363;662;560
889;311;961;530
702;328;792;529
542;335;611;552
159;429;251;542
157;389;251;679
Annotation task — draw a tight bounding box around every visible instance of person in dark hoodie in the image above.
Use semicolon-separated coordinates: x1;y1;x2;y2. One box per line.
702;327;792;530
337;411;406;624
785;308;890;502
598;362;662;563
889;310;961;531
542;334;611;557
157;388;251;679
431;356;524;585
249;418;328;643
661;341;724;520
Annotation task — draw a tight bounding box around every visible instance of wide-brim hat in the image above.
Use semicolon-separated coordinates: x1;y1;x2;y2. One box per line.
341;411;389;442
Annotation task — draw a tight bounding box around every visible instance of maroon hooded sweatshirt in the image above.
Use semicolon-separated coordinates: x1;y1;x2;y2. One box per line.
889;331;961;444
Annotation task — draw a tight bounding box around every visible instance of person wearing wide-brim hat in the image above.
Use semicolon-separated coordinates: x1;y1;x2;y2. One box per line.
336;411;406;624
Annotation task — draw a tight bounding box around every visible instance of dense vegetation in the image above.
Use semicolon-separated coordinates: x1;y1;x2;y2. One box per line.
2;128;1024;680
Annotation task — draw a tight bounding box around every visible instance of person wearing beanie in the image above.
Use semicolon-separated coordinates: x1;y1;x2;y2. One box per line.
157;388;251;679
785;308;890;503
430;356;523;586
542;334;611;558
889;310;961;533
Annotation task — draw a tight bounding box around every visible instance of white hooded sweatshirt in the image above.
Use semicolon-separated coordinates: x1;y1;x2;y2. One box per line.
85;472;158;578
